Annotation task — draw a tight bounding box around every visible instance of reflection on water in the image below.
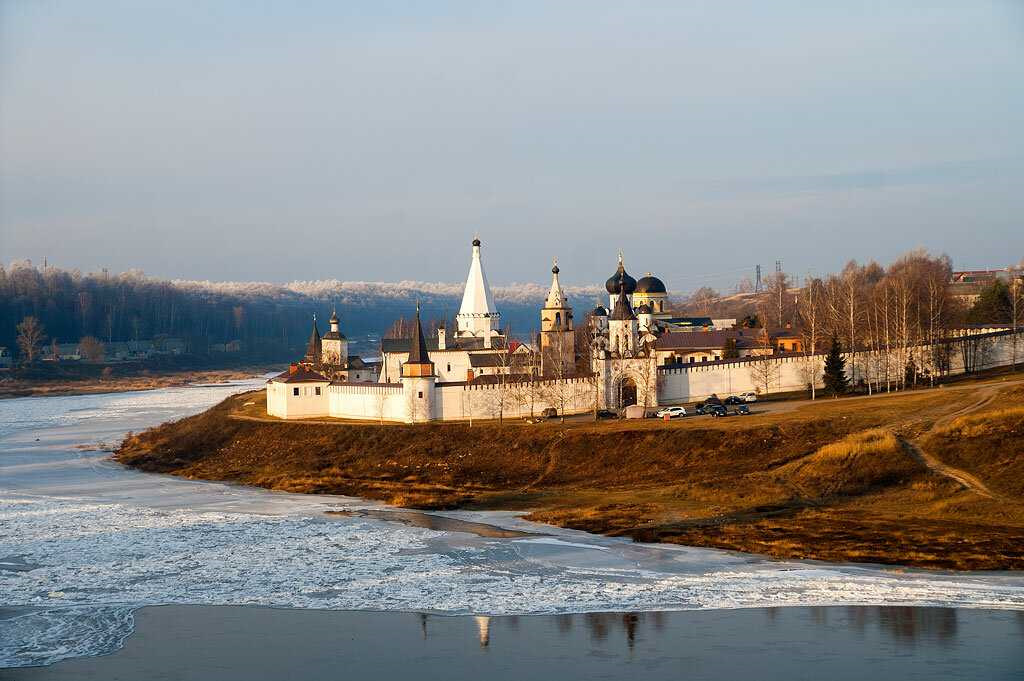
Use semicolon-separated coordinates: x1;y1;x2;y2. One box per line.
10;605;1020;681
420;606;968;651
851;606;957;645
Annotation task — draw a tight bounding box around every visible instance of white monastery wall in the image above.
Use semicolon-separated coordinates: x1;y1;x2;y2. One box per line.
435;378;594;421
327;383;407;422
656;330;1022;404
269;331;1021;421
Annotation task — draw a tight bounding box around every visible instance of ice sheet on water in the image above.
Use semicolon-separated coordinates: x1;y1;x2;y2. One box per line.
0;606;136;668
3;494;1024;667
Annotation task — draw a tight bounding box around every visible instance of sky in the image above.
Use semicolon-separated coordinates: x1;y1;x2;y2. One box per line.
1;1;1022;293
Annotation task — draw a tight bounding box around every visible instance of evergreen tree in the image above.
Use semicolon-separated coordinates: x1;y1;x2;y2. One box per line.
721;337;739;359
822;336;848;397
967;280;1011;324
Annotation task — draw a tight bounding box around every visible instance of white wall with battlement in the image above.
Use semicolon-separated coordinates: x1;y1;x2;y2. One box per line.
435;377;595;421
656;329;1022;404
327;382;408;422
268;330;1021;421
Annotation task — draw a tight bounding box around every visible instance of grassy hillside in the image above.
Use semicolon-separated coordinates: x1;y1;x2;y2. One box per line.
116;379;1024;570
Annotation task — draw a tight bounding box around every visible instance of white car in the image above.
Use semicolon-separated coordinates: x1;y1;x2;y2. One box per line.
740;392;758;403
656;406;687;418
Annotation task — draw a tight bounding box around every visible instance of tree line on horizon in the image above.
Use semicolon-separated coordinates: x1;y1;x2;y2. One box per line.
0;261;547;363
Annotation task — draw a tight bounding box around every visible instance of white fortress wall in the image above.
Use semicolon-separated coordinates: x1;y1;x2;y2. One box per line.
657;330;1022;404
328;382;407;422
436;377;595;421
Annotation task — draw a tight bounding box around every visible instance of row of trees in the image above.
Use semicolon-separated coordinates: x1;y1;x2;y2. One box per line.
682;250;1023;393
1;262;311;360
792;252;1021;391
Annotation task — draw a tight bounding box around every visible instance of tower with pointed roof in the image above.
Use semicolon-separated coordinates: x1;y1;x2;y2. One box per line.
608;282;638;357
540;258;575;376
321;308;349;369
303;315;322;367
456;237;501;348
401;303;437;423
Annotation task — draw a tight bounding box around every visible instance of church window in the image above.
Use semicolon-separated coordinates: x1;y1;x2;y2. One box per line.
315;387;321;396
293;387;299;396
418;391;423;399
447;363;451;372
555;312;561;325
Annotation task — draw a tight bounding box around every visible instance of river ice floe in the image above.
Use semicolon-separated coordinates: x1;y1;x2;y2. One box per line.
2;380;1023;668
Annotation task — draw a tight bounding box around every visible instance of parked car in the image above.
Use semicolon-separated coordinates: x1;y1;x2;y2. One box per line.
733;404;751;415
706;404;729;417
656;406;687;419
724;396;743;405
739;392;758;403
541;407;558;419
596;409;618;420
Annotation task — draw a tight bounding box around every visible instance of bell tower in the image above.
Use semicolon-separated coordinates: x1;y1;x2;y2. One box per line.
540;259;575;376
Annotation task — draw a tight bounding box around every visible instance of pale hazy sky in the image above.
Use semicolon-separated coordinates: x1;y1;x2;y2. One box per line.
2;1;1022;292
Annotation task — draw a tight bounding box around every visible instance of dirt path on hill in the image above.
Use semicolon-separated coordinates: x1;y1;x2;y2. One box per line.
894;379;1016;501
521;431;566;491
898;438;999;500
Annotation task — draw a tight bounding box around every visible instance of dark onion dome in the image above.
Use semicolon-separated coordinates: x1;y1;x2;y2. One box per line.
552;263;559;274
592;305;608;317
605;260;637;295
328;309;339;324
635;273;666;294
472;237;481;247
636;302;652;314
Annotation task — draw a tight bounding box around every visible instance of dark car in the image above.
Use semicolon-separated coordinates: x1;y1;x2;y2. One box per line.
596;409;618;420
733;404;751;415
707;404;728;417
541;407;558;419
724;396;743;405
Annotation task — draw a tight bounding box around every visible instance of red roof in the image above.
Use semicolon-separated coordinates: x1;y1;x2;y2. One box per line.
269;366;330;383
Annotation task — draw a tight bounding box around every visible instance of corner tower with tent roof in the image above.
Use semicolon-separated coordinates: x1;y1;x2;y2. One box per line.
401;303;437;423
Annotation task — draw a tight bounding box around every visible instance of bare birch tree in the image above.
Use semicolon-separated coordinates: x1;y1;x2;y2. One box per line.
16;316;46;364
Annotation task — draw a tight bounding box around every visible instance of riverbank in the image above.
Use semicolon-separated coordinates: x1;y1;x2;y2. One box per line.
0;366;274;399
6;604;1021;680
115;377;1024;570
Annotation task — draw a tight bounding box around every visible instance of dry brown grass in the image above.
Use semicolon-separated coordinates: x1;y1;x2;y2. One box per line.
921;402;1024;500
115;378;1024;570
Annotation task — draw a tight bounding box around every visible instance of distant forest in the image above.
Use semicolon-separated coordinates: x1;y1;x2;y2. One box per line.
0;262;567;360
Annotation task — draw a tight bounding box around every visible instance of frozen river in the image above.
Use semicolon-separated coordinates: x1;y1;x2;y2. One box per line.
2;381;1023;668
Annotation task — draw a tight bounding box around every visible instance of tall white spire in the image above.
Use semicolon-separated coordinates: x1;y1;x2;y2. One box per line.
456;238;500;343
